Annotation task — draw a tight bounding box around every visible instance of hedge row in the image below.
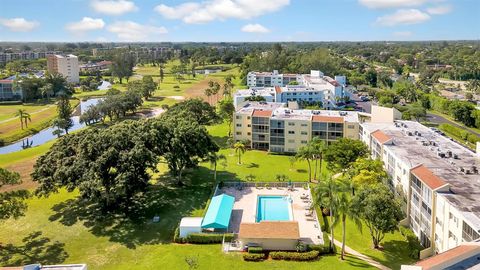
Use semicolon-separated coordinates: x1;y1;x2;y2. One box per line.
270;250;320;261
185;233;234;244
248;247;263;254
243;253;265;261
307;244;331;255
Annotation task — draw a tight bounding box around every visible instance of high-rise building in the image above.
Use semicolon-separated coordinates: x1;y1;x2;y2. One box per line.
47;54;79;83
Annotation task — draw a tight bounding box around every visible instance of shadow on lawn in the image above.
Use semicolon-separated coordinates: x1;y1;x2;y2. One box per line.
366;239;414;269
48;167;241;249
0;231;68;266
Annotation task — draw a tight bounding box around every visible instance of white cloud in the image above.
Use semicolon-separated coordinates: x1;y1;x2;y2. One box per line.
0;18;38;32
66;17;105;32
91;0;138;15
241;23;270;33
376;9;430;26
427;5;452;15
393;31;413;37
107;21;167;41
154;0;290;24
359;0;430;9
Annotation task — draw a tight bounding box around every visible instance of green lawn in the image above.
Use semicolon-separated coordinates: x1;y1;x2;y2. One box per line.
0;100;79;145
330;217;417;270
0;120;377;269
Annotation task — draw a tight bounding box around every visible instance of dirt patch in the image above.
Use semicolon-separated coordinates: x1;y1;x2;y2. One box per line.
1;158;38;192
184;78;225;105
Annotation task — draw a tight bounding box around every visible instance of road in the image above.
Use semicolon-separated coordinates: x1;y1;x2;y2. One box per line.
426;112;480;137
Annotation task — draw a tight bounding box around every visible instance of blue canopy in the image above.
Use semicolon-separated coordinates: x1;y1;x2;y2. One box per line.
201;194;235;229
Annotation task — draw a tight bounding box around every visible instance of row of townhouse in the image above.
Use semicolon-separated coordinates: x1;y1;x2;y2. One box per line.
233;102;361;153
238;70;349;109
0;51;60;64
360;120;480;257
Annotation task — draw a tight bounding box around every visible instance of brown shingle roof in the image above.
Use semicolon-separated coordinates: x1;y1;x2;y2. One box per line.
312;115;344;123
252;109;272;117
371;130;393;144
415;244;480;269
411;165;448;190
239;221;300;239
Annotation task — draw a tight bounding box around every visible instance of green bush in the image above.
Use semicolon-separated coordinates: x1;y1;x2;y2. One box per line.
248;247;263;254
270;250;320;261
439;124;480;145
243;253;265;261
307;244;331;255
399;226;422;259
186;233;234;244
173;227;186;243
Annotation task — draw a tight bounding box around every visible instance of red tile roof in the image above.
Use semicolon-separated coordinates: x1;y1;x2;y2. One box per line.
411;165;448;190
415;244;480;269
274;86;282;94
371;130;393;144
0;79;14;83
312;115;344;123
252;109;272;117
239;221;300;239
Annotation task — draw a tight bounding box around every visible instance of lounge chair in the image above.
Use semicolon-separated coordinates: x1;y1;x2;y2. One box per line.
300;194;309;199
305;211;313;217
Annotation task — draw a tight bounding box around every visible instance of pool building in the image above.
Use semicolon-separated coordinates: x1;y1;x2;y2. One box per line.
219;182;322;251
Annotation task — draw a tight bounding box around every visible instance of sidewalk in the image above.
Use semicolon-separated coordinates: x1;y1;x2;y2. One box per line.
330;237;392;270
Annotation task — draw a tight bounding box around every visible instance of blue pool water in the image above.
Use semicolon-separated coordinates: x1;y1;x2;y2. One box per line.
256;196;292;222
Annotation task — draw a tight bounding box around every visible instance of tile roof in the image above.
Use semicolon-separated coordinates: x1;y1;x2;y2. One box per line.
415;244;480;269
371;130;393;144
252;109;273;117
312;115;344;123
239;221;300;239
411;165;448;190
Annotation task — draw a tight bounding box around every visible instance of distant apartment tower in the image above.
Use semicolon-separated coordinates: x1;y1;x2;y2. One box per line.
238;70;350;109
47;54;79;83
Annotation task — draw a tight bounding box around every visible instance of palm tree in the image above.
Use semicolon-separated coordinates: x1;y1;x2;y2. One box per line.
310;138;327;181
314;173;340;252
295;145;314;182
234;141;246;164
206;152;226;182
336;177;362;260
14;109;31;129
40;83;54;101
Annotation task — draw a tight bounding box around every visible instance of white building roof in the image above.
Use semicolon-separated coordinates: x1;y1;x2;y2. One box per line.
180;217;203;227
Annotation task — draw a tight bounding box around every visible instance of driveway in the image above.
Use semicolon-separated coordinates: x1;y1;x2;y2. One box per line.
426;112;480;137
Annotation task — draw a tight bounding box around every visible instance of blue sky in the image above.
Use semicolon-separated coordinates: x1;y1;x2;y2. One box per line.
0;0;478;42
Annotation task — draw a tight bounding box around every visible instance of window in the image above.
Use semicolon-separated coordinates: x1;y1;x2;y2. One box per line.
288;122;295;126
247;132;251;135
288;139;295;143
236;124;242;127
235;115;241;119
301;131;308;135
348;125;355;129
301;123;308;127
236;132;242;135
247;124;251;127
288;131;295;134
301;140;307;144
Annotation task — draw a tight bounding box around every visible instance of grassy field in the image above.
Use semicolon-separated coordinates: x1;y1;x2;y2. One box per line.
331;217;417;270
0;100;79;145
0;119;376;269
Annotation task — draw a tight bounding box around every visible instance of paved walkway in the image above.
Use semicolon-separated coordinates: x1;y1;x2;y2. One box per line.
330;237;392;270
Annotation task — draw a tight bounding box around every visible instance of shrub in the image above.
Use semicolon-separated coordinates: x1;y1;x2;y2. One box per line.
248;247;263;254
186;233;234;244
173;227;186;243
243;253;265;261
307;244;331;255
400;226;422;259
270;250;319;261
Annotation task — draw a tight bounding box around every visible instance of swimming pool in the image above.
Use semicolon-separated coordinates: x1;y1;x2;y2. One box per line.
256;195;293;222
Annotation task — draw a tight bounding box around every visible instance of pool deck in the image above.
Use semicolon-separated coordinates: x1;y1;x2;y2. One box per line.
219;186;323;245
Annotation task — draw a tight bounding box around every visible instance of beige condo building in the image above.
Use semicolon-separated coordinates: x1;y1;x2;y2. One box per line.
233;102;361;153
47;54;79;83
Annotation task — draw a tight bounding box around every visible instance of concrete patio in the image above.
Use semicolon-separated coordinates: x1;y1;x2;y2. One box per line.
218;184;323;245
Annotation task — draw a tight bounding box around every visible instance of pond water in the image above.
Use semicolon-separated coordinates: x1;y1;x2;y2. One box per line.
0;98;101;154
